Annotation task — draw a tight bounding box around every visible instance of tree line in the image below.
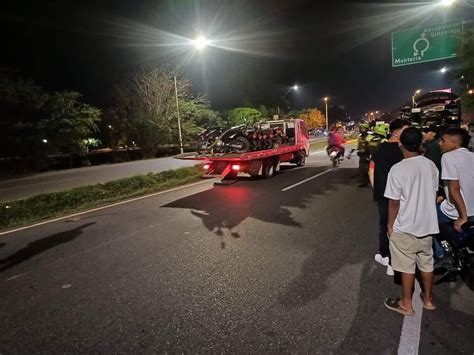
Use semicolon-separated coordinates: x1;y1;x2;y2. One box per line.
0;66;327;172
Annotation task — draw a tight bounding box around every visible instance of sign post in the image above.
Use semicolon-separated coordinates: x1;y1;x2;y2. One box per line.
392;20;462;67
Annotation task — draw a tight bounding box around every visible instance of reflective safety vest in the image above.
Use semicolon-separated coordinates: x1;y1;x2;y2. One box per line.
367;133;387;159
357;132;370;157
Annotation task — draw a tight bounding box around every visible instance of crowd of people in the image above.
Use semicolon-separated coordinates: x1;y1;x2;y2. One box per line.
352;119;474;316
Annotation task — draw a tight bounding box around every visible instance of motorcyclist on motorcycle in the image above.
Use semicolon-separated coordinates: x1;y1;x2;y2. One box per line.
327;125;346;159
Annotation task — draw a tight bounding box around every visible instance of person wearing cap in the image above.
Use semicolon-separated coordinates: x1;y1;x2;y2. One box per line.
422;125;443;174
384;127;439;316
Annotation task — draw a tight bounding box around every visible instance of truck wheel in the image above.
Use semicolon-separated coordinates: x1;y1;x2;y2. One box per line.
296;152;306;167
263;161;274;179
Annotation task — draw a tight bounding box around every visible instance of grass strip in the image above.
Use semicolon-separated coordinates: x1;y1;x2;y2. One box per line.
0;166;202;232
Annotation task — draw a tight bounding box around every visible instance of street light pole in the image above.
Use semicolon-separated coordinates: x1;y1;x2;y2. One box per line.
174;75;184;154
324;97;329;130
412;89;421;108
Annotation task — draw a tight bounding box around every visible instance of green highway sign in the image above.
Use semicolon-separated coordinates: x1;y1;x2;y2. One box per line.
391;20;463;67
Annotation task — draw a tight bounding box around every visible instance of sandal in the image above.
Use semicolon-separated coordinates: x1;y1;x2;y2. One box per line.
419;293;436;311
384;298;415;316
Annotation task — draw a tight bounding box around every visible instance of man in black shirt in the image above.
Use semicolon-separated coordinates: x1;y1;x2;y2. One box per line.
369;119;411;276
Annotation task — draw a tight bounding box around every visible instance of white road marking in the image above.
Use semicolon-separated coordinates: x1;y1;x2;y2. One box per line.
281;169;334;191
0;179;215;237
397;281;423;355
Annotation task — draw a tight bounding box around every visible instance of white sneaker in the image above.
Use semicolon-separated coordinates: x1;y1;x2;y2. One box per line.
386;265;395;276
374;253;389;266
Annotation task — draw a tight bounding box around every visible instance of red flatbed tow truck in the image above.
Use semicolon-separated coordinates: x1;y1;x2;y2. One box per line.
175;119;310;181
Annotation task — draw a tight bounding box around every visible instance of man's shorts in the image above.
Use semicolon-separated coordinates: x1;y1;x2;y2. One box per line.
389;231;434;274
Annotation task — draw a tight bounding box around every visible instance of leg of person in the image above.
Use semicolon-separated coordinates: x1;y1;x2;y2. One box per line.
375;199;390;263
400;272;416;311
417;236;436;310
385;231;416;315
358;159;369;187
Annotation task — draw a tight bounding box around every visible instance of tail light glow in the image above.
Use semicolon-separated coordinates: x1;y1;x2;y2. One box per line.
203;164;210;170
231;164;240;171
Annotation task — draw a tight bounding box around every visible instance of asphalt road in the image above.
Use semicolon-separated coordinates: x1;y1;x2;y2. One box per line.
1;138;326;202
0;151;473;353
0;157;197;202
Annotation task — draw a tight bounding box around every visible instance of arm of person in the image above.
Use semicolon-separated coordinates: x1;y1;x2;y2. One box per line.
368;160;375;188
447;180;468;232
384;168;402;237
387;199;400;238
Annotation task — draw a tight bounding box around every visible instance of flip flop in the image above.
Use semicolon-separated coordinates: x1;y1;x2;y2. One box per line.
384;298;415;316
419;293;436;311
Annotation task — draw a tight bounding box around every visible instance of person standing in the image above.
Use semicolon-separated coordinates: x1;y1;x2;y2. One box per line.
437;128;474;232
356;121;371;187
422;125;443;173
384;127;439;315
369;119;411;276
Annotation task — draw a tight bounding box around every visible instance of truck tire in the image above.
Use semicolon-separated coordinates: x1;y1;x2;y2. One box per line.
296;152;306;167
263;160;275;179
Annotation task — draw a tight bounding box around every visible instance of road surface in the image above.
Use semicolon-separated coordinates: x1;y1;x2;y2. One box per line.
0;150;472;353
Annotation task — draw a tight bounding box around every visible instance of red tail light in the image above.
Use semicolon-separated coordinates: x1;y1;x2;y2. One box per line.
231;164;240;171
203;164;210;170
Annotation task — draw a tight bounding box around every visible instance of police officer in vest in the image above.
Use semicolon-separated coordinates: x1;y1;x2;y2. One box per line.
356;120;371;187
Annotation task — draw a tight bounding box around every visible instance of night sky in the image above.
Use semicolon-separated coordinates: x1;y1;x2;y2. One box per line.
1;0;473;118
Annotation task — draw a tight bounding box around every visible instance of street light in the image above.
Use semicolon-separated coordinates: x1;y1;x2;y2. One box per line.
324;97;329;130
279;84;300;115
412;89;421;108
440;67;448;73
193;35;209;50
469;89;473;95
440;0;455;6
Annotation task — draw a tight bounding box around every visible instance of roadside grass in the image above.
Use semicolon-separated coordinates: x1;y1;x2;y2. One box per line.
1;136;360;232
0;166;202;232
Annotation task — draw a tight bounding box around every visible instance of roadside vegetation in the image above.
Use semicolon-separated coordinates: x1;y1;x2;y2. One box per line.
0;138;360;232
0;166;202;231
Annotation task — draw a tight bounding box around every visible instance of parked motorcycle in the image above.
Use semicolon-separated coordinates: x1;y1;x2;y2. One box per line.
434;221;474;285
212;124;251;154
196;127;224;154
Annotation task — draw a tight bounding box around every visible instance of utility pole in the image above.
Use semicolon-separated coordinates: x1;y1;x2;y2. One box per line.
174;75;184;154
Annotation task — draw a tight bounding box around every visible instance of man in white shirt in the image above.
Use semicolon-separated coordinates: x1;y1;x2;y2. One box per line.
438;128;474;231
383;127;439;316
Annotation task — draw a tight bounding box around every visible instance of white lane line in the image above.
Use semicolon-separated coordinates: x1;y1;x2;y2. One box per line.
398;281;423;355
281;169;334;191
0;179;215;237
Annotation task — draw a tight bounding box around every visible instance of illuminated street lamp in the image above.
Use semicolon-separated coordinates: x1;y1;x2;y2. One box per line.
278;84;300;114
324;97;329;130
412;89;421;108
440;0;455;6
193;35;209;50
440;67;448;73
469;89;473;95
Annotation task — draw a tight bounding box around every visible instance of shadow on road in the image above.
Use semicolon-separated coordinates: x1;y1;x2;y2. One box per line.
163;167;359;249
0;222;95;272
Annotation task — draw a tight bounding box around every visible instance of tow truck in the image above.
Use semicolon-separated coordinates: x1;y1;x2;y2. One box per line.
176;119;310;181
